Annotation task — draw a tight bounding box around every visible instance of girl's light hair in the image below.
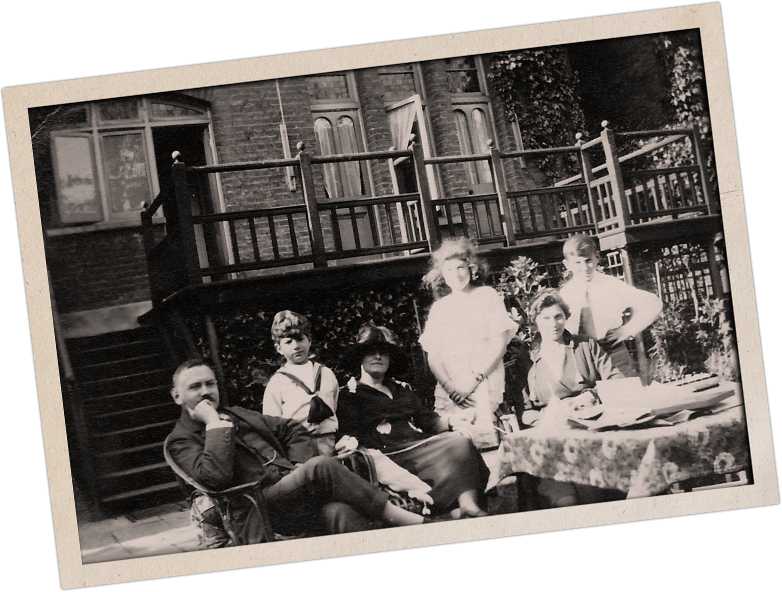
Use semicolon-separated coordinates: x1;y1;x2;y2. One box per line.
423;237;489;298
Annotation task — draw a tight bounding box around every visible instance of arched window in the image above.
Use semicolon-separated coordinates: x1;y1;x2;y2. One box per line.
447;56;495;191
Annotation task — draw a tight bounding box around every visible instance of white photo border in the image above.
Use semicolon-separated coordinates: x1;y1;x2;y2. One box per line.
2;2;778;589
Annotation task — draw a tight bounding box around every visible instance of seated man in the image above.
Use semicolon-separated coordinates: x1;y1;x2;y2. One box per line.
167;360;425;546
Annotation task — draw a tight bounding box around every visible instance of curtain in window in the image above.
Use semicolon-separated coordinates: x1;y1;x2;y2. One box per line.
454;107;493;186
471;108;492;184
387;100;417;151
337;116;363;197
314;118;342;198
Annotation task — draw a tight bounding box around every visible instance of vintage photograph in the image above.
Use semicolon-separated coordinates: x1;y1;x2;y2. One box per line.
2;2;778;590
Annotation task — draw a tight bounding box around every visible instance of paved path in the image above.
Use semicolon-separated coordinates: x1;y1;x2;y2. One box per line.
78;450;515;564
79;501;200;564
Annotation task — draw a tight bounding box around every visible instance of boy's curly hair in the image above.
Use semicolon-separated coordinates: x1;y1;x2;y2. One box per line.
423;237;489;299
270;310;312;343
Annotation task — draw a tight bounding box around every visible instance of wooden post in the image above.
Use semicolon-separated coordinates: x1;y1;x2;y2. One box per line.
488;140;517;246
706;233;725;299
169;310;202;360
576;133;600;235
618;247;651;384
600;121;631;230
689;123;717;215
411;142;440;250
204;313;228;406
171;157;203;286
296;143;327;268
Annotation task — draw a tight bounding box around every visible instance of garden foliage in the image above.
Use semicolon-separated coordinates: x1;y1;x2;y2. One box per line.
191;277;433;411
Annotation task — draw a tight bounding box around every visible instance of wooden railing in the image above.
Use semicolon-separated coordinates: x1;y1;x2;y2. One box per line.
558;122;716;233
141;123;714;304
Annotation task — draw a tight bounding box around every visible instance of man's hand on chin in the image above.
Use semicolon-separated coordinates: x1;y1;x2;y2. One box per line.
190;399;221;425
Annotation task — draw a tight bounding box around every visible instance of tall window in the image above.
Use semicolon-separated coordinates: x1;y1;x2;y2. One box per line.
447;56;495;189
49;96;211;225
307;73;369;199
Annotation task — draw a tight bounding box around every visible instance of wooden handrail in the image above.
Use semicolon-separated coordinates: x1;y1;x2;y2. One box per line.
556;131;689;187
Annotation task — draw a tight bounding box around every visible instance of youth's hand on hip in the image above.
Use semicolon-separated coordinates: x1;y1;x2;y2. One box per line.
604;326;633;346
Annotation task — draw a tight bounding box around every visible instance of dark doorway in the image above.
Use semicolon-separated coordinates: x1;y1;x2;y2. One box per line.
152;125;226;272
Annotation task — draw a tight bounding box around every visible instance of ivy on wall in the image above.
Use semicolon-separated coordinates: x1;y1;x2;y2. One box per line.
652;30;717;193
486;48;587;179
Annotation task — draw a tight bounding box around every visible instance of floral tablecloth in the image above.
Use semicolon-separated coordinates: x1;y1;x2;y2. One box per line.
498;404;750;498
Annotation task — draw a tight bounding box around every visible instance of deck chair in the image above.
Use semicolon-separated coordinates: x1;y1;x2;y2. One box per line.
163;435;275;548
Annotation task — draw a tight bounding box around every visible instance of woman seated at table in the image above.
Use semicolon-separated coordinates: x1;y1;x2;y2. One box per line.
524;288;624;508
336;323;490;519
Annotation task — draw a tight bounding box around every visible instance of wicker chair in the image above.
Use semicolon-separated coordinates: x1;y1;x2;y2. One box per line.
163;435;275;548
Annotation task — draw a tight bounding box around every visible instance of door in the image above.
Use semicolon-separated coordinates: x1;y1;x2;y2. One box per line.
385;94;439;244
152;125;228;276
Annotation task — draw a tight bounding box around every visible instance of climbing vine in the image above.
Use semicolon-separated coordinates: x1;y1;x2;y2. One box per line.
487;48;586;180
651;30;717;193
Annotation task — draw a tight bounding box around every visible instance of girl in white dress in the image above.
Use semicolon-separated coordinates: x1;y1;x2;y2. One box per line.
419;238;518;449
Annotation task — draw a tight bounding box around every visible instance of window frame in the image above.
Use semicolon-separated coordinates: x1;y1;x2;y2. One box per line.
447;56;498;190
49;96;211;229
307;72;375;199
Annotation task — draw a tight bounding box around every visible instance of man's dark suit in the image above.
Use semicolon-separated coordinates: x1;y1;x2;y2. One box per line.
167;405;389;541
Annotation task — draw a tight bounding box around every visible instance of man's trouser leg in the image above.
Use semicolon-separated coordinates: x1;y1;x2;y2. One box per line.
265;456;388;535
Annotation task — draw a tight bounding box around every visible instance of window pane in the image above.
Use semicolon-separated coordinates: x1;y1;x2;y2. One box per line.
307;75;351;101
471;108;492;183
150;102;203;119
98;99;139;122
336;116;363;196
447;56;476;70
378;64;417;102
314;118;342;198
102;133;151;213
52;134;102;223
446;57;480;93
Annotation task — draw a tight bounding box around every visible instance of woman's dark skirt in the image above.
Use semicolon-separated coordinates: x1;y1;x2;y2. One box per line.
386;432;490;513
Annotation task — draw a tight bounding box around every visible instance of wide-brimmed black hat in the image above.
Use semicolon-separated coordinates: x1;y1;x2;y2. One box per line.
344;323;408;377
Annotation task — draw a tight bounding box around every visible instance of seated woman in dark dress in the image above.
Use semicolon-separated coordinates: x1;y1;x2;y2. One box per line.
524;288;624;508
337;324;490;519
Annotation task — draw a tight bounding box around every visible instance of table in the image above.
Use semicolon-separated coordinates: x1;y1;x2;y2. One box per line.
498;397;751;498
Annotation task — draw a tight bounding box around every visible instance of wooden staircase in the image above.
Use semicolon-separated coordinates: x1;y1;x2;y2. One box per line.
68;327;182;516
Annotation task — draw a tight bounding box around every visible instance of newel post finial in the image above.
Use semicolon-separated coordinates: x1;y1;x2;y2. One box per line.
575;132;584;147
601;120;610;130
486;139;495;150
172;151;182;164
296;142;306;154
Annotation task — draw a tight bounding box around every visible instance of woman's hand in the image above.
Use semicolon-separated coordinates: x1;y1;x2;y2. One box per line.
444;378;477;407
335;435;359;459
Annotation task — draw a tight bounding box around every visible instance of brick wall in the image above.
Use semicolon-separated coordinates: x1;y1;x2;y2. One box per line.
46;226;164;314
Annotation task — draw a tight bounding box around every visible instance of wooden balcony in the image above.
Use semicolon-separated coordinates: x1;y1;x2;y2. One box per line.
140;122;722;312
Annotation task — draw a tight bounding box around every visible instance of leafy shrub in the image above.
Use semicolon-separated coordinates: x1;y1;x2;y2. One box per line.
494;256;557;415
648;296;739;383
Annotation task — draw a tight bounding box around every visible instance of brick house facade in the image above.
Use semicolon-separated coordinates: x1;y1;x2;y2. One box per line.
33;55;554;337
